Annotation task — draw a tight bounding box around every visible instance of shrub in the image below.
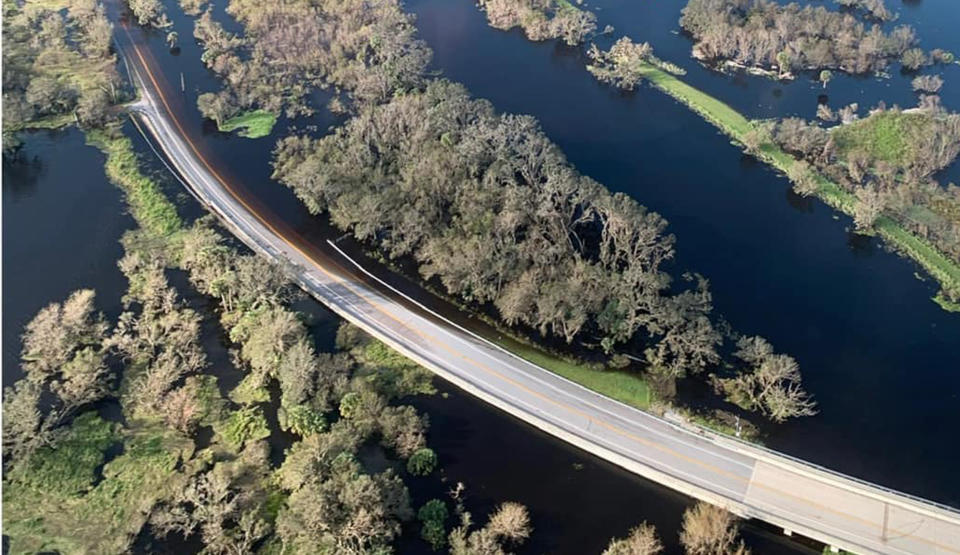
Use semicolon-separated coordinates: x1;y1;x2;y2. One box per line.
217;406;270;448
418;499;449;550
281;405;327;436
901;48;929;71
338;392;362;419
406;447;438;476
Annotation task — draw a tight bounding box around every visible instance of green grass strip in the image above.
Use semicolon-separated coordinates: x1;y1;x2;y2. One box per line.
503;339;652;410
876;217;960;296
219;109;277;139
637;62;753;137
86;128;182;237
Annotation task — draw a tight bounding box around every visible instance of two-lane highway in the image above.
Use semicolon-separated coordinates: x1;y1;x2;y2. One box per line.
119;24;960;554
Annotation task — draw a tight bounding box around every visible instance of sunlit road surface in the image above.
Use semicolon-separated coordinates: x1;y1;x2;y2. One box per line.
119;24;960;555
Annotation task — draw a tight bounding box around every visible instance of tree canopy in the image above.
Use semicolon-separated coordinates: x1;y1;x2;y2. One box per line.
679;0;940;76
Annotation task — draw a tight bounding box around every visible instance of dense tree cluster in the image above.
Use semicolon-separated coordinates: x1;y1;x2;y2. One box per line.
110;251;209;427
478;0;597;46
767;106;960;281
2;272;209;552
274;79;728;382
178;219;429;438
192;0;430;122
178;220;293;322
275;425;412;553
177;221;449;548
3;215;490;552
2;0;121;150
679;0;937;76
151;446;273;553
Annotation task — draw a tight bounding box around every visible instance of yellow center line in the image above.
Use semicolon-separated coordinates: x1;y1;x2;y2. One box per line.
120;24;959;553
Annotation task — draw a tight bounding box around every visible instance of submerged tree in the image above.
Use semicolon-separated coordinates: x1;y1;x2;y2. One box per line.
448;501;532;555
852;184;888;230
901;48;929;71
127;0;171;28
715;336;816;422
4;289;113;466
21;289;108;378
603;522;663;555
912;74;944;94
679;502;749;555
819;70;833;89
419;499;450;550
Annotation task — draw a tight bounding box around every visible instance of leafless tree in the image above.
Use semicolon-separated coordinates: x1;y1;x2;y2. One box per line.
603;522;663;555
679;502;749;555
716;336;816;422
912;74;944;94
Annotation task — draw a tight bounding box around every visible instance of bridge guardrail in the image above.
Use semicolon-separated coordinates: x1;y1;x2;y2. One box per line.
690;420;960;518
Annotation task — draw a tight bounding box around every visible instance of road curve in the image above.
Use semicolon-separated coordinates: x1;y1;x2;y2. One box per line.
119;26;960;555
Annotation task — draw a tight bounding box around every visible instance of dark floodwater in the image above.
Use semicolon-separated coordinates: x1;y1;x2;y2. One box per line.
406;0;960;508
403;382;814;554
2;129;134;385
5;0;960;552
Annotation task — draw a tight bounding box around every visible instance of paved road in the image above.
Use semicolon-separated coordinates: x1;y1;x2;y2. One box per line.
120;27;960;555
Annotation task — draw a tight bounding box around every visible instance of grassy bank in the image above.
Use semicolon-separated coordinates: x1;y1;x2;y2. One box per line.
637;61;960;306
505;339;652;410
437;296;656;411
832;110;934;166
85;126;182;237
219;109;276;139
637;62;753;137
9;113;76;132
876;217;960;302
